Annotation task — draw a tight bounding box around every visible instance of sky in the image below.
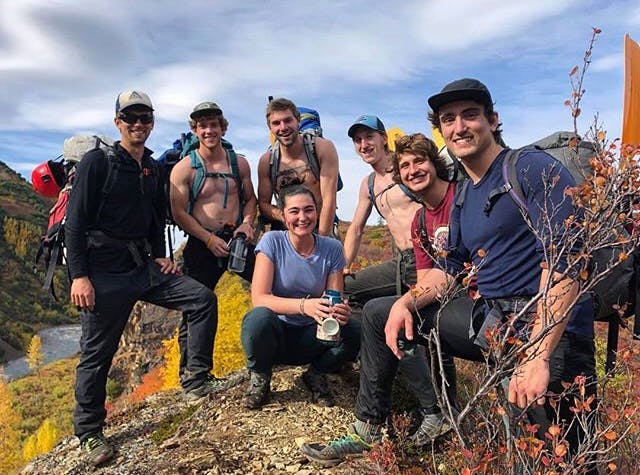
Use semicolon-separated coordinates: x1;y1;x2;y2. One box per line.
0;0;638;225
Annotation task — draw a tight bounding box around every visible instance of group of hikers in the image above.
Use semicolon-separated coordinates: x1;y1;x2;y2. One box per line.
64;79;598;472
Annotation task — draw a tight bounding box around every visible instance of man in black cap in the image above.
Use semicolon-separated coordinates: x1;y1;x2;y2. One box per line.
301;79;596;470
170;101;257;393
66;91;219;466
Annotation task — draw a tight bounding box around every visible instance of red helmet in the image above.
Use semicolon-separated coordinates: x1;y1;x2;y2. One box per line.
32;159;66;198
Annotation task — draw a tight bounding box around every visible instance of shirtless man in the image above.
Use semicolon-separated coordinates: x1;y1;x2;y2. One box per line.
170;101;257;396
257;98;339;236
343;115;423;304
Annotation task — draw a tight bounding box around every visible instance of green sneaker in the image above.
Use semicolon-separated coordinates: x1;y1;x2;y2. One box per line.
80;432;114;467
300;429;372;467
184;376;227;401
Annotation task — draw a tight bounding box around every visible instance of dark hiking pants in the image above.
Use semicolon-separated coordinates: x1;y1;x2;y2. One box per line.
73;259;215;440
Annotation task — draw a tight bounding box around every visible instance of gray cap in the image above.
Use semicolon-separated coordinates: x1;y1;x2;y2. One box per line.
190;101;223;120
427;78;493;112
115;90;154;114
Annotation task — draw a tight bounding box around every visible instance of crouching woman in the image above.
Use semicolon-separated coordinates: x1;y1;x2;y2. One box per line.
241;184;360;409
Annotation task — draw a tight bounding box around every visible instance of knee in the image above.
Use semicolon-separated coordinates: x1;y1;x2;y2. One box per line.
241;307;277;337
361;297;394;332
194;284;216;309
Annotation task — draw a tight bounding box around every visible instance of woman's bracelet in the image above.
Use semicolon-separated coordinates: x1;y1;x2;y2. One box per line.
299;297;307;316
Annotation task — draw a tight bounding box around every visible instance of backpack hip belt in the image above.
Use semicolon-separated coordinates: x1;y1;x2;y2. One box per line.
86;230;151;268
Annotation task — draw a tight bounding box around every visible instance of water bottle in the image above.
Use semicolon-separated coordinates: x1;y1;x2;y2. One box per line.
227;233;248;274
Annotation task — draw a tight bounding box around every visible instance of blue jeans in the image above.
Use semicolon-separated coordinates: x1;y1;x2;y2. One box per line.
240;307;361;374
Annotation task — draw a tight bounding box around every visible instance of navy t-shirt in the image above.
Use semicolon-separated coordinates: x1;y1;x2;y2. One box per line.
441;149;593;336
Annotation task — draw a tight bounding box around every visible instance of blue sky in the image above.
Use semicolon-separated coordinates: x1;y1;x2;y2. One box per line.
0;0;637;224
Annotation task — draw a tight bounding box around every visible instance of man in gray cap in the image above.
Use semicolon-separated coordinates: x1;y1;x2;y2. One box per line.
66;91;217;466
170;101;257;391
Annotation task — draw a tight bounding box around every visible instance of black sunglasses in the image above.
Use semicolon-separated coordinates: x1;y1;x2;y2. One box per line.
118;111;154;124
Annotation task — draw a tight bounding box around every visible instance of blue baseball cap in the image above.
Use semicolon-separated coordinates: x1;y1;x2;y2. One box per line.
347;115;386;138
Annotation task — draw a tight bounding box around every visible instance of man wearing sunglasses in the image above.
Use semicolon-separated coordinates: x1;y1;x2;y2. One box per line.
65;90;217;467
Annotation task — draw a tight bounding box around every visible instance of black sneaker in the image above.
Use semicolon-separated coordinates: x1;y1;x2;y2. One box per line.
183;376;227;401
300;426;372;467
302;368;335;407
80;432;115;467
244;371;270;409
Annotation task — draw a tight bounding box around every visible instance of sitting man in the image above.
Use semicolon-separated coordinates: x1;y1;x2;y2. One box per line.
301;132;458;466
170;101;257;397
302;79;596;471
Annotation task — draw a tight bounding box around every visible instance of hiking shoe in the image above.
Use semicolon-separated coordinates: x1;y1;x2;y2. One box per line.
300;428;372;467
410;412;453;446
80;432;115;467
244;371;271;409
302;368;335;407
183;375;226;401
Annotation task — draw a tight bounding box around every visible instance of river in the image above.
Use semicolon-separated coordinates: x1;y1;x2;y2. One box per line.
0;324;82;381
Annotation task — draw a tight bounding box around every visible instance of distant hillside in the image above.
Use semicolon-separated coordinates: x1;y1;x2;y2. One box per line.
0;161;75;361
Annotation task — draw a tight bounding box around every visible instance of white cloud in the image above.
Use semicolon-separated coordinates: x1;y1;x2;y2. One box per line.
0;0;635;223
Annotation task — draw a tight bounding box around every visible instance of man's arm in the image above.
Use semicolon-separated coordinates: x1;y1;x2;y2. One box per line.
257;151;284;224
315;138;339;236
508;271;578;408
235;155;258;241
343;177;373;272
385;267;450;359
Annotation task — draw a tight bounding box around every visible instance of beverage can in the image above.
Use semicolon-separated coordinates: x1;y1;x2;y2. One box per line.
322;289;343;307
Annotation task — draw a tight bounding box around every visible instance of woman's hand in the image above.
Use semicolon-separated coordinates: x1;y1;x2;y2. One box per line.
303;298;332;324
330;302;351;325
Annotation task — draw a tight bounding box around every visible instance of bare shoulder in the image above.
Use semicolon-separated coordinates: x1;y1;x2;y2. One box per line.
170;156;193;182
313;136;338;162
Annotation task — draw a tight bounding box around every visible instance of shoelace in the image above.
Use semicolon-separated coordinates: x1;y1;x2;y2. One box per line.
329;433;370;451
84;435;105;451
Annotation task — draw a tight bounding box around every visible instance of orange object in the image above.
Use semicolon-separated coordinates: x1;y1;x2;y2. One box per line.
623;34;640;145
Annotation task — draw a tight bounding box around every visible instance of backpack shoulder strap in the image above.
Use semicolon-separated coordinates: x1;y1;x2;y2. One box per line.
454;177;471;208
228;148;245;225
188;151;207;214
398;183;424;205
269;142;281;193
367;172;376;204
302;133;321;181
501;148;527;213
95;145;120;222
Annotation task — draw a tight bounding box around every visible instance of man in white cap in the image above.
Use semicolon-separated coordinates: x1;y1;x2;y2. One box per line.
66;90;217;466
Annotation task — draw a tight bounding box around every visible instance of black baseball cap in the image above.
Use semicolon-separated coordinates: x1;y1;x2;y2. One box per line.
428;78;493;112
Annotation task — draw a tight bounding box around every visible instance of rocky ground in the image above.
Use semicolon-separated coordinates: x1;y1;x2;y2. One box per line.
20;365;388;475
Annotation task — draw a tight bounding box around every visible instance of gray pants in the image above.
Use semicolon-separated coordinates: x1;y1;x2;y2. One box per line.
345;250;445;411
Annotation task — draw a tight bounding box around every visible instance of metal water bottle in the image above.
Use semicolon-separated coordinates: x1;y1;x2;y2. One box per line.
227;233;248;274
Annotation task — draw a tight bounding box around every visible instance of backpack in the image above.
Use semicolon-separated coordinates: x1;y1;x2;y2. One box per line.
33;135;118;297
455;131;634;322
156;132;243;225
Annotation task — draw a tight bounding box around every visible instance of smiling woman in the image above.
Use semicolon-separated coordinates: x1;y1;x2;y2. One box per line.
239;184;361;410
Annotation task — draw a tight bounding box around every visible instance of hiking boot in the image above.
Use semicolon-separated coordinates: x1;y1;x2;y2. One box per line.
300;426;372;467
183;375;227;401
410;411;453;446
80;432;115;467
302;367;335;407
244;371;270;409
